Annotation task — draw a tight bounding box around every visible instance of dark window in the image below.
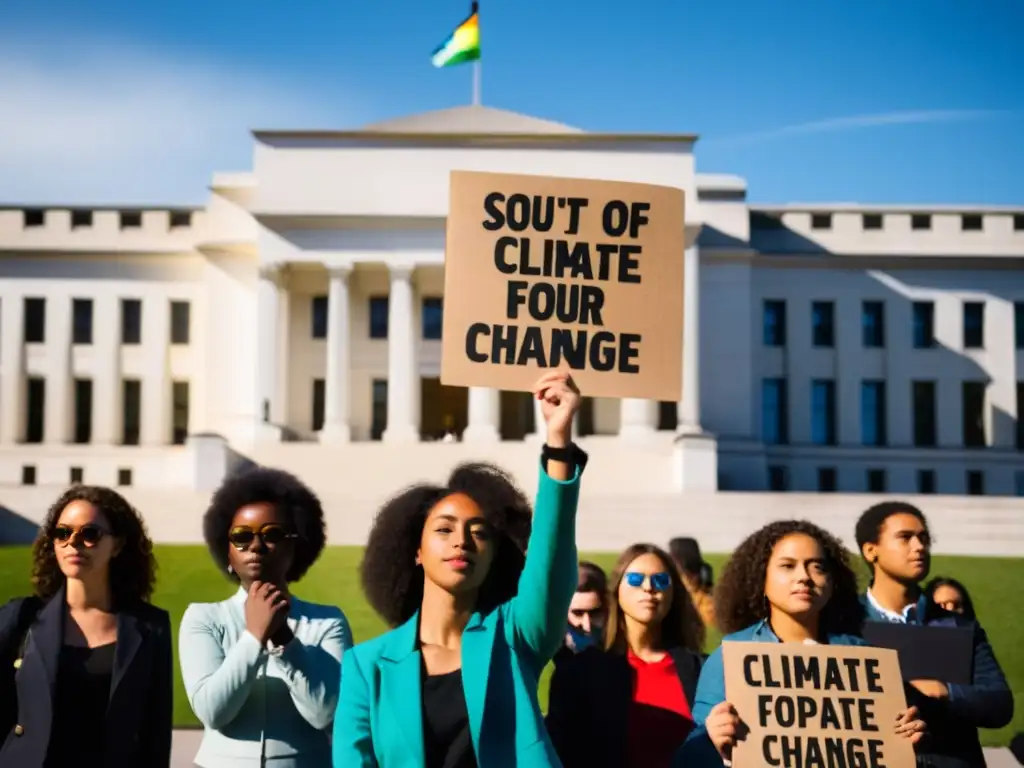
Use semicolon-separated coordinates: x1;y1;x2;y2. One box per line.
962;382;986;448
422;297;443;340
810;213;832;230
120;211;142;228
71;210;92;228
26;377;45;444
917;470;936;494
369;297;389;339
172;381;190;444
23;209;44;227
863;214;883;230
767;466;789;492
170;301;190;345
117;468;133;486
22;466;36;486
70;466;83;484
763;300;786;347
72;299;93;345
966;470;984;496
912;381;937;447
1014;214;1024;231
371;379;388;440
74;379;92;444
122;379;141;445
911;214;931;230
962;302;984;349
912;302;935;349
811;379;836;446
862;301;885;347
121;299;142;344
867;469;887;493
762;379;789;444
817;467;837;492
811;301;835;347
23;298;46;343
961;214;983;231
861;381;887;446
657;401;678;431
1016;303;1024;349
1018;382;1024;450
311;295;328;339
311;379;325;431
169;211;191;228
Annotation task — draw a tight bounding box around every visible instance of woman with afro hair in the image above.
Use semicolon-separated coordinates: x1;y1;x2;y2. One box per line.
333;370;587;768
179;466;352;768
673;520;927;767
0;484;172;768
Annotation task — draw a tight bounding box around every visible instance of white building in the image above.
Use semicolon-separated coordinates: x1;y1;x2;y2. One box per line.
1;105;1023;513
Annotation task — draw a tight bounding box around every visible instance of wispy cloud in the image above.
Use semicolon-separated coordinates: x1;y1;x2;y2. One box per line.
705;109;1013;148
0;39;368;205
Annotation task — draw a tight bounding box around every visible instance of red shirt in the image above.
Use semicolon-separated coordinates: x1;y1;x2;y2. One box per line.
625;649;695;768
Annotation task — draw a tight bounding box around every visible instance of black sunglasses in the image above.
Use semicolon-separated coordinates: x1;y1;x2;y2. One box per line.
228;524;297;550
53;524;109;547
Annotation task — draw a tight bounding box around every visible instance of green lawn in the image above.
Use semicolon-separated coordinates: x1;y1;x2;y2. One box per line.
0;546;1020;747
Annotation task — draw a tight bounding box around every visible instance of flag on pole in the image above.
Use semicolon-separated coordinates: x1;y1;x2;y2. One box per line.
431;2;480;68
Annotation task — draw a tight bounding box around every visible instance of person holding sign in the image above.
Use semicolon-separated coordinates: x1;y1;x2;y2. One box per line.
546;543;705;768
332;371;587;768
674;520;926;767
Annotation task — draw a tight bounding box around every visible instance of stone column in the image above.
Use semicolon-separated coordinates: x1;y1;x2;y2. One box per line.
141;296;171;445
0;295;24;445
320;265;352;443
45;296;72;444
254;264;283;441
383;265;420;443
463;387;500;442
677;245;703;434
619;398;657;443
92;297;121;445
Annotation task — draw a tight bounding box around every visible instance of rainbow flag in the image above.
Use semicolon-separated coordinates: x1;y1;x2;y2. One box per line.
431;2;480;68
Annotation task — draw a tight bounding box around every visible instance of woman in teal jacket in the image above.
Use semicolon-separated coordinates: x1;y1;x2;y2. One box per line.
332;370;586;768
675;520;927;767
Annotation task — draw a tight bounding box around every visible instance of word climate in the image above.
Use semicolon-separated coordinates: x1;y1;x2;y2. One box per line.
465;192;651;372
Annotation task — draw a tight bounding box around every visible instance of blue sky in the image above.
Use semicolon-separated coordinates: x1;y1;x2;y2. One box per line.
2;0;1021;206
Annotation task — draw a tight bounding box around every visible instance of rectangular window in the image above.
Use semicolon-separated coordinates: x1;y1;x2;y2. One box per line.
863;214;883;230
73;379;93;444
817;467;837;492
810;213;831;230
422;297;443;340
767;466;789;492
369;297;389;339
26;377;45;443
811;379;837;446
966;470;985;496
861;380;887;446
912;381;937;447
763;300;786;347
117;468;133;486
962;381;986;448
656;401;678;431
311;295;328;339
917;470;936;494
961;214;983;231
911;214;931;230
371;379;388;440
23;298;45;343
862;301;885;348
1016;303;1024;349
811;301;835;347
962;301;984;349
170;301;191;345
122;379;141;445
70;467;83;484
866;469;887;493
912;302;935;349
72;299;93;345
311;379;325;431
762;379;789;445
121;299;142;344
172;381;190;444
22;466;36;486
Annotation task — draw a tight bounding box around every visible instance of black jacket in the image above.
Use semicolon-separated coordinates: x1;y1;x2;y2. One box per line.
545;646;703;768
0;584;173;767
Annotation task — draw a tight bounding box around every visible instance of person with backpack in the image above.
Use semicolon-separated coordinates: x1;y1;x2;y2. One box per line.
0;485;173;767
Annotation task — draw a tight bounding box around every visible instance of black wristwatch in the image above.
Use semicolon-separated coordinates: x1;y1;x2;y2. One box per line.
541;442;588;474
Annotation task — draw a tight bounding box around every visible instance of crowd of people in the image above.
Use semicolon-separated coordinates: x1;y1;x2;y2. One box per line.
0;371;1015;767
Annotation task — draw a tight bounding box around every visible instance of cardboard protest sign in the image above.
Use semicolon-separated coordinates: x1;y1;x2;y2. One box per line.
440;170;685;401
722;642;916;768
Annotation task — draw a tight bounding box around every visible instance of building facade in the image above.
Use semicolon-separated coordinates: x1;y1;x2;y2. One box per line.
1;105;1023;498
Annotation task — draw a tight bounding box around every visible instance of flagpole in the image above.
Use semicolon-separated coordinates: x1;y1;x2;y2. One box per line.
472;59;481;106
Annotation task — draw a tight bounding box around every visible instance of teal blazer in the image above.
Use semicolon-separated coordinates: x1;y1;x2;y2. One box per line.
332;462;582;767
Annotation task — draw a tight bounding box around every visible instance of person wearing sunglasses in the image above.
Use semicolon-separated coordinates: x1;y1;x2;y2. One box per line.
179;466;352;768
333;371;586;768
0;485;171;768
674;520;927;767
546;543;705;768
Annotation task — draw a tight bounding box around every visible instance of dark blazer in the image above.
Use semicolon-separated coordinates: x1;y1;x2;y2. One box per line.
546;645;703;768
0;584;173;767
861;593;1014;768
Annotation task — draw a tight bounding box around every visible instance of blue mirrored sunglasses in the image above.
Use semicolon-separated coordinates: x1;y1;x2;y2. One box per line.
624;571;671;591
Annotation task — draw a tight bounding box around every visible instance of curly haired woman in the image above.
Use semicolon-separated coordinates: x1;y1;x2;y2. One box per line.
0;485;171;768
333;370;587;768
674;520;927;767
179;466;352;768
